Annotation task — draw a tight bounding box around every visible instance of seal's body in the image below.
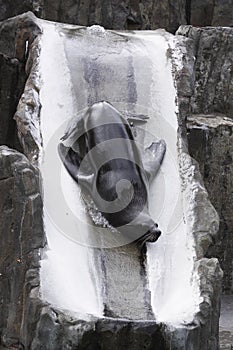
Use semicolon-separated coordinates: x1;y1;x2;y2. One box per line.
58;101;166;245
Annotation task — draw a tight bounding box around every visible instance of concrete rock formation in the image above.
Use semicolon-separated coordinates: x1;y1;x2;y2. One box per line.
177;26;233;118
0;53;25;151
42;0;187;33
0;146;46;348
190;0;233;27
0;12;42;159
187;115;233;293
0;0;186;33
177;25;233;293
0;0;233;34
0;11;228;350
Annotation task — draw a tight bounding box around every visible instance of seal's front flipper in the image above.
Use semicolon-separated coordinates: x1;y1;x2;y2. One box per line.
58;143;81;183
143;139;166;183
58;143;94;188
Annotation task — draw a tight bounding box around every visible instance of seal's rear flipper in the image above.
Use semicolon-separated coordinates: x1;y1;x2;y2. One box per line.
122;111;149;125
58;143;81;183
143;139;166;183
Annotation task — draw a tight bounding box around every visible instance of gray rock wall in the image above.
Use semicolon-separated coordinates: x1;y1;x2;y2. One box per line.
187;115;233;293
0;14;46;348
177;26;233;118
0;53;25;150
43;0;187;32
0;12;42;154
0;146;46;348
177;26;233;293
0;0;233;33
169;32;223;349
190;0;233;27
0;15;27;151
0;0;186;32
31;311;166;350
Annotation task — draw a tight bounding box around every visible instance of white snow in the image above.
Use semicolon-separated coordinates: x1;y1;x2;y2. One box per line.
39;22;200;324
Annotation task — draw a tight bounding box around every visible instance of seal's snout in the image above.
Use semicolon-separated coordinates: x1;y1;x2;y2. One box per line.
146;224;161;243
135;223;161;247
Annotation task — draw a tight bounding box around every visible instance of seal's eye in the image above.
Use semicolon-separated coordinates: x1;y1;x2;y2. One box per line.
130;122;134;127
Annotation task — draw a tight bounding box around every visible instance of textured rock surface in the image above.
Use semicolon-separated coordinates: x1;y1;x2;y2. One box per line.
0;14;26;151
189;0;215;26
0;0;186;33
190;0;233;27
1;0;233;32
187;115;233;293
31;309;166;350
100;245;153;320
43;0;187;32
219;295;233;349
212;0;233;26
170;30;223;349
171;31;220;256
0;12;42;156
177;25;233;293
0;53;25;150
14;33;42;165
0;0;43;21
0;146;46;348
177;26;233;118
195;258;223;349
